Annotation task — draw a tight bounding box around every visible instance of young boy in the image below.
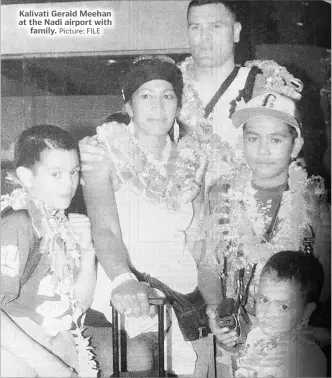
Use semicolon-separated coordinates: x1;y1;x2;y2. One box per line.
1;125;98;377
235;251;327;377
197;91;330;358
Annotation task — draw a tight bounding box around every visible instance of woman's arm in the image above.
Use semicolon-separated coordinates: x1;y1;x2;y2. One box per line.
68;214;96;312
1;310;75;377
79;137;129;278
79;137;150;317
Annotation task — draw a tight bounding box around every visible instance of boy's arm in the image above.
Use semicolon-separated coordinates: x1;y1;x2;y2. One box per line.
80;137;135;279
1;309;75;377
195;181;223;306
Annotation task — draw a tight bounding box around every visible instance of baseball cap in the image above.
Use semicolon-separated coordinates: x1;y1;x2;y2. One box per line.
232;92;301;137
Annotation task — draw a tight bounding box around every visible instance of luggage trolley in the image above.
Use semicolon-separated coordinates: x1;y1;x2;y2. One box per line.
111;297;169;377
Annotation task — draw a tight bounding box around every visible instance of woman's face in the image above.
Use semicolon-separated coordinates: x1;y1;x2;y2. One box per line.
126;79;179;137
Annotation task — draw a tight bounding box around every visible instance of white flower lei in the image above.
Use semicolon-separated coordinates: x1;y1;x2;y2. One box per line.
178;57;304;138
178;56;214;137
1;187;99;377
95;121;205;211
203;163;326;298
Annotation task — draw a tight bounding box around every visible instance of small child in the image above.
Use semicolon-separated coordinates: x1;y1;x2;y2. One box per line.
1;125;98;377
235;251;327;378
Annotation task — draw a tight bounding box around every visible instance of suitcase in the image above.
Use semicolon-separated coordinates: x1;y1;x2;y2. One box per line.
111;297;170;377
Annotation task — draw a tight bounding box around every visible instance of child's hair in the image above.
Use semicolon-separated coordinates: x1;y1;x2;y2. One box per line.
261;251;324;304
15;125;79;170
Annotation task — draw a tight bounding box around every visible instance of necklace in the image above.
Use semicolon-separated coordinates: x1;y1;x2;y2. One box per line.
95;121;204;210
125;122;172;177
178;57;214;137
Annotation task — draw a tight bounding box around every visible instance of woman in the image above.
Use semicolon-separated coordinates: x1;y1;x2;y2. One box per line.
79;56;211;375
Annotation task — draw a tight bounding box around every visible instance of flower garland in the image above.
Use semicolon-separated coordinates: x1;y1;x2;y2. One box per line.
177;57;305;178
125;122;172;177
178;56;214;138
95;121;206;211
1;186;99;377
201;162;326;299
244;60;303;100
235;324;315;371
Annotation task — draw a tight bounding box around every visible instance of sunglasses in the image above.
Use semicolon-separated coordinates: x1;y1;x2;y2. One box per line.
133;55;176;66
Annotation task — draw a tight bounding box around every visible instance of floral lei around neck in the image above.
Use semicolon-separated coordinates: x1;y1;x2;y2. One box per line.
200;162;326;296
178;57;303;140
177;57;303;171
95;120;215;211
178;56;214;137
1;184;99;377
235;323;314;367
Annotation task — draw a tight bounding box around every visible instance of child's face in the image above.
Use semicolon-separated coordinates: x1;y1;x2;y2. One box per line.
243;117;303;187
28;148;80;210
256;272;305;337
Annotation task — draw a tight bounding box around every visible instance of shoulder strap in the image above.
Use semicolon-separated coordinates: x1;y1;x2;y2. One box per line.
229;66;262;118
241;66;262;103
204;66;240;119
130;266;195;310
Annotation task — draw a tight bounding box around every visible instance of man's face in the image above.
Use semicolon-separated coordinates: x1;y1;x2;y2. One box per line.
187;3;241;68
243;117;303;187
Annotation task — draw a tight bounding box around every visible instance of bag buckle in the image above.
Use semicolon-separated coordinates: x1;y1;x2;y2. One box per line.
198;326;209;338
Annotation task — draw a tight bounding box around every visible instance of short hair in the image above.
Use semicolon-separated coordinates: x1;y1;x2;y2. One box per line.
15;124;79;170
261;251;324;304
187;0;240;22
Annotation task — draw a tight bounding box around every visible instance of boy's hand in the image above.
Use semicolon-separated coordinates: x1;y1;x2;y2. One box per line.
68;214;94;250
207;306;239;347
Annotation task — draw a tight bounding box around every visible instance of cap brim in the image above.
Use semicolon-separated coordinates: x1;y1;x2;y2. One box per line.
232;107;301;136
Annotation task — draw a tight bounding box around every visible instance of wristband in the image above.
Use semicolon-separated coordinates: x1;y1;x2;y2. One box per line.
109;272;138;296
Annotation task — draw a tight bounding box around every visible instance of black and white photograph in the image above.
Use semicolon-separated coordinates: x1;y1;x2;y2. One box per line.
1;1;331;377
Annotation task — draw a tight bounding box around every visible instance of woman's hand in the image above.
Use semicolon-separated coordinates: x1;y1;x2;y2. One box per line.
207;306;239;348
79;136;120;189
111;280;151;318
79;136;106;172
